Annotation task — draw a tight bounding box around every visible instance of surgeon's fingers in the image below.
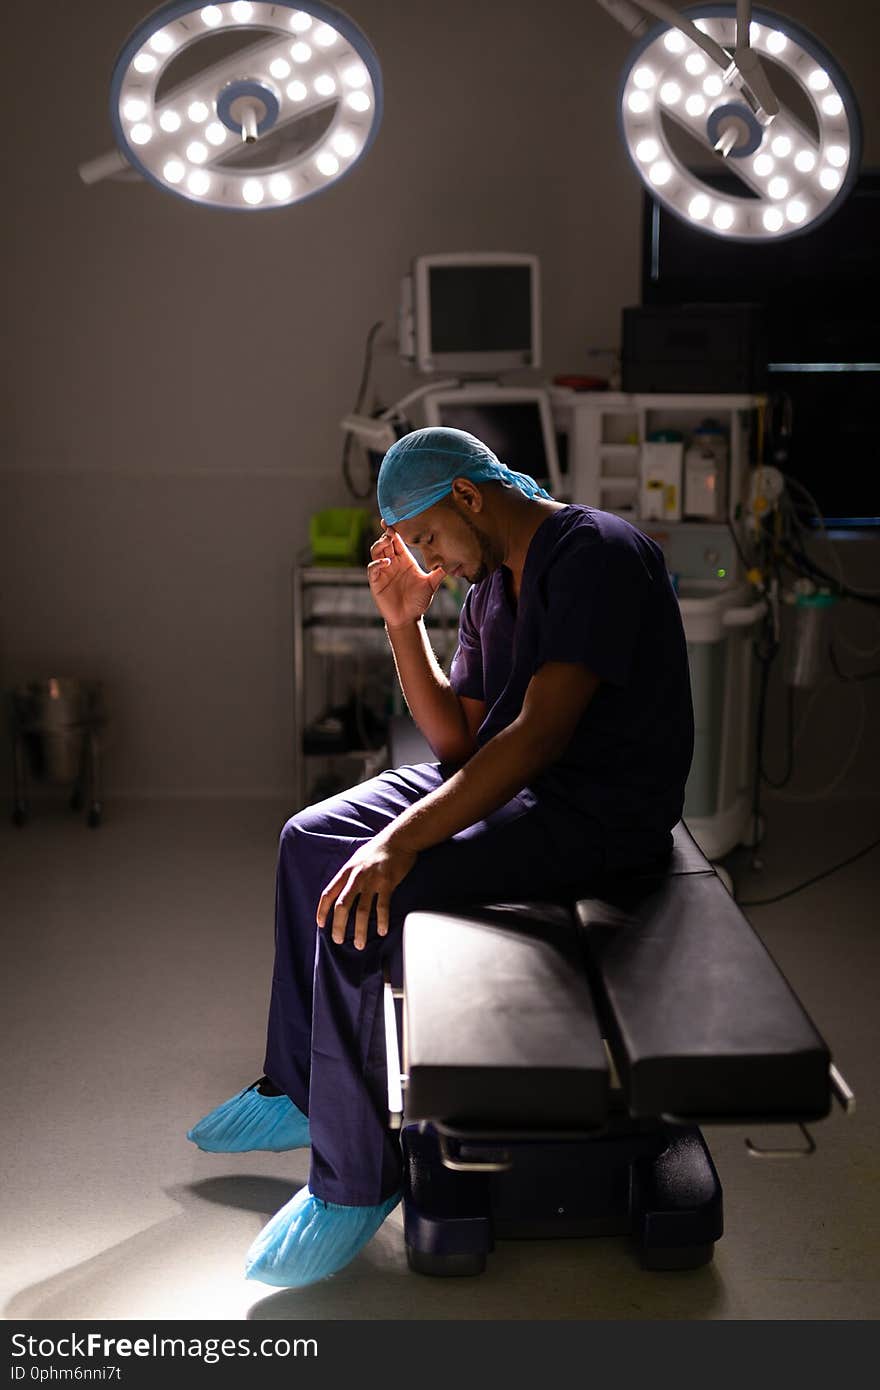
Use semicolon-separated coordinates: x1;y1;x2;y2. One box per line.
367;558;392;587
316;864;349;930
383;527;409;559
353;891;377;951
329;872;361;944
369;534;394;559
376;890;390;938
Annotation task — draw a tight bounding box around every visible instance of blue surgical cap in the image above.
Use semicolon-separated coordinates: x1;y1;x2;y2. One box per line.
377;427;553;525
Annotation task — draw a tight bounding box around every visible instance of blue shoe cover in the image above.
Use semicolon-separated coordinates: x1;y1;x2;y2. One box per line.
186;1083;310;1153
244;1186;401;1287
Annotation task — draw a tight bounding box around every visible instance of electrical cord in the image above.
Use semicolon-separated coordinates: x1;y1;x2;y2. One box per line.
745;518;870;809
829;644;880;682
786;546;880;608
764;678;867;803
780;474;880;604
726;514;752;575
747;545;871;801
738;831;880;907
736;440;877;869
760;682;795;788
342;320;384;500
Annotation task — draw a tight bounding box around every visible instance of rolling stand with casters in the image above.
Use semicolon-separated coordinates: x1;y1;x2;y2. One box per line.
10;679;106;828
384;822;855;1279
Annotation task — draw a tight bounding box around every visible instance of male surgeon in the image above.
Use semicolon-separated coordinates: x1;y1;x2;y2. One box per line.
187;426;694;1287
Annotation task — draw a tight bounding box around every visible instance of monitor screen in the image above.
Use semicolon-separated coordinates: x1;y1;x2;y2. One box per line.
423;389;562;497
429;265;532;354
640;170;880;360
413;253;540;373
640;170;880;526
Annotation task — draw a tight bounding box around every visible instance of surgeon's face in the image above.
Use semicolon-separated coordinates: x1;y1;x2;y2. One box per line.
392;495;501;585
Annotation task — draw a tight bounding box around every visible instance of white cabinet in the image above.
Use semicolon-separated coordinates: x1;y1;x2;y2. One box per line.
551;388;759;555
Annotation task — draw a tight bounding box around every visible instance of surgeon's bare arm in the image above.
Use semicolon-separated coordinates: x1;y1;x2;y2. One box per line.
368;529;480;763
377;661;601;854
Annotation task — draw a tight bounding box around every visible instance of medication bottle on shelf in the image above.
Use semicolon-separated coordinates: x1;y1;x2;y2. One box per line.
641;430;683;522
684;420;728;520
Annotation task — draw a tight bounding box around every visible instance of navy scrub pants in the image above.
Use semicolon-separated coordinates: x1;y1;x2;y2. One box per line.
263;760;606;1207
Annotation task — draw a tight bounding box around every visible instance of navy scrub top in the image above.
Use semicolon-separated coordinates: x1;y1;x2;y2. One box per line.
448;505;695;869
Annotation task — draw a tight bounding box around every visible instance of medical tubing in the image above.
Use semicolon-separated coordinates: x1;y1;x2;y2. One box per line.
748;609;774;841
771;511;880;614
760;682;795;789
766;680;867;803
786;545;880;608
726;514;752;576
738;832;880;908
829;645;880;682
343;319;384;499
752;596;869;802
749;611;777;831
780;473;880;603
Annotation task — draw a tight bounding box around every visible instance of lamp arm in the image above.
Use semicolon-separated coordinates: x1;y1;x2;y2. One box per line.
593;0;651;36
733;0;780;117
598;0;731;69
78;148;131;185
736;0;752;50
597;0;779;120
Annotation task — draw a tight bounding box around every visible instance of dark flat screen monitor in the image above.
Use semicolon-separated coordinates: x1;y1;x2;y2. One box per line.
413;254;541;374
422;388;562;497
640;170;880;527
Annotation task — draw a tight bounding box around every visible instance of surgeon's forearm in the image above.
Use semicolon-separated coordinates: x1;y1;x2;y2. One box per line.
385;617;475;763
378;716;555;854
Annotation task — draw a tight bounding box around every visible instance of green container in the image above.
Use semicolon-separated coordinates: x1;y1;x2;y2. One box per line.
309;508;371;566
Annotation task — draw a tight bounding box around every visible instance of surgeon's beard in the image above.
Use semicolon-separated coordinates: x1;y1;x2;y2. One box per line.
456;511;503;584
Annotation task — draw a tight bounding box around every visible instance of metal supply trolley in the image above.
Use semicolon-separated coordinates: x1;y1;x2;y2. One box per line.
10;678;106;827
292;557;464;809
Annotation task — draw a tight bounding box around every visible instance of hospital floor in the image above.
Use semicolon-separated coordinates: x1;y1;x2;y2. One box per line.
1;792;878;1323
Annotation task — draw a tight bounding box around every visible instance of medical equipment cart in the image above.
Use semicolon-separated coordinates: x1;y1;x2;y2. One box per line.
292;556;464;809
10;678;105;827
551;390;766;861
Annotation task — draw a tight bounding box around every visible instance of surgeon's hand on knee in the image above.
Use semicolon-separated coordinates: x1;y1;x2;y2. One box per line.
316;840;418;950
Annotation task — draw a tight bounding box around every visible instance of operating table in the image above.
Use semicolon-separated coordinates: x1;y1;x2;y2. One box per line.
383;813;854;1275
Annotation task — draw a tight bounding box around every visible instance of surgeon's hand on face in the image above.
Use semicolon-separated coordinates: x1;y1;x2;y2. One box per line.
367;526;445;629
316;834;418;950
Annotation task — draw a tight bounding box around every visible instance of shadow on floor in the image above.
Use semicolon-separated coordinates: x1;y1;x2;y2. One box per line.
3;1175;726;1322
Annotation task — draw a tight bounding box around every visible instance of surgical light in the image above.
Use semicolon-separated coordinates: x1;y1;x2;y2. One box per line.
79;0;382;212
79;0;859;237
606;2;861;241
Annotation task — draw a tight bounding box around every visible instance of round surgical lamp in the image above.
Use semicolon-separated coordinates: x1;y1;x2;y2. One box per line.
83;1;382;211
609;2;861;240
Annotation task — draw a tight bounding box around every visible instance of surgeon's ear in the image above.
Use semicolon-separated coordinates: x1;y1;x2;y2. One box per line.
450;478;482;512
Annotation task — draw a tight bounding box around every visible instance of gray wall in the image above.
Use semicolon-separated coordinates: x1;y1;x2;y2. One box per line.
2;0;878;799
